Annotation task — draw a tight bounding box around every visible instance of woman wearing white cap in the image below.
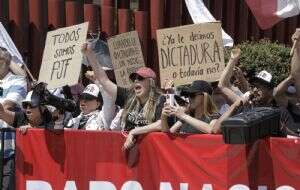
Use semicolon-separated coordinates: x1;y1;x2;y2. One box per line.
82;43;164;150
66;84;105;130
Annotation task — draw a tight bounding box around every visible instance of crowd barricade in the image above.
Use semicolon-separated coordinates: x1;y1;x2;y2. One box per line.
15;129;300;190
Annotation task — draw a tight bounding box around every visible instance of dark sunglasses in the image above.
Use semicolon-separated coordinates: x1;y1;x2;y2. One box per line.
130;75;145;82
188;92;203;99
22;102;38;109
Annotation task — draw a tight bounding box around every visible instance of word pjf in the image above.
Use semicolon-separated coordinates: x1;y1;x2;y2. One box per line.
50;58;71;80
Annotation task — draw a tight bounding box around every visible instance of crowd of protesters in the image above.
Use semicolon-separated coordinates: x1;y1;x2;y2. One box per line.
0;29;300;189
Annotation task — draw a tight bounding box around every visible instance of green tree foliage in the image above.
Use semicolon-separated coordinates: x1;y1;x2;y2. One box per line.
224;40;291;86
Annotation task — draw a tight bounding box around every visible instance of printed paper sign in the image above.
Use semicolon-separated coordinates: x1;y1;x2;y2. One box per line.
38;22;88;89
108;31;145;88
157;22;225;88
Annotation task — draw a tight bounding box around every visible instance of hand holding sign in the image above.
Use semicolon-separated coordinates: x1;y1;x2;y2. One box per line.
290;28;300;56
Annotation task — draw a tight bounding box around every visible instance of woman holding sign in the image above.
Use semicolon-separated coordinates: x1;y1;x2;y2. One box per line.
82;43;164;150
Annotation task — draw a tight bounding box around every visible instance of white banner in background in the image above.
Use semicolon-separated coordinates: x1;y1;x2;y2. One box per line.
185;0;234;47
0;22;24;64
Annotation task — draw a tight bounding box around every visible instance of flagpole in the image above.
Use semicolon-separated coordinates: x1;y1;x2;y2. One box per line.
23;63;36;82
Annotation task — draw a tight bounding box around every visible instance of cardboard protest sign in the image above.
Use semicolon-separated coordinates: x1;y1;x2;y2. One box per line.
38;22;88;89
108;31;145;88
157;22;225;88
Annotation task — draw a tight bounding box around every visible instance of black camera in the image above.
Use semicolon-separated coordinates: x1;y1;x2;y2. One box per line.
32;82;77;112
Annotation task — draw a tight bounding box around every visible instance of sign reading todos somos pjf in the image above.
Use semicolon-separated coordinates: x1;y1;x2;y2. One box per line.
157;22;225;88
107;31;145;88
38;22;89;89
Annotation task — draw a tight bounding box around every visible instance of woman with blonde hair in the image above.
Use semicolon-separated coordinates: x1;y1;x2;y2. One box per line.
82;43;164;149
161;80;241;134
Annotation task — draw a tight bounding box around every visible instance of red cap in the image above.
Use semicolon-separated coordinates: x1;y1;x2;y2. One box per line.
129;67;156;80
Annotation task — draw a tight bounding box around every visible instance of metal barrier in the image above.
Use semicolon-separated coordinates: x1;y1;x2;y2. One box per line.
0;127;16;190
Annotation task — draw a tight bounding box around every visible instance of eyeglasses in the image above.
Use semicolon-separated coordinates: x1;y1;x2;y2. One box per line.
22;102;38;109
130;75;145;82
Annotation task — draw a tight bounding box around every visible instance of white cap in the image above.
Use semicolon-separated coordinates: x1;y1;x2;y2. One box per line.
255;70;272;83
22;91;40;107
82;84;100;98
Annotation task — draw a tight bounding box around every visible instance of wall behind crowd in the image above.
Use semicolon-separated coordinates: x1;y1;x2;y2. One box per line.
0;0;299;79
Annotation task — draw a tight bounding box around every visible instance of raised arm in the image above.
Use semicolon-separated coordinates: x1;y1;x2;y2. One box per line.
273;76;293;107
291;29;300;99
211;100;242;134
82;43;117;100
218;48;241;88
218;86;242;105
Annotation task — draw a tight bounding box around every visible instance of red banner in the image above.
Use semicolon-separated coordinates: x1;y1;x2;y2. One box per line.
16;129;300;190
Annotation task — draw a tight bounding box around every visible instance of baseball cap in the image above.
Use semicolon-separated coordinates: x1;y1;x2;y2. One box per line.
254;70;273;87
80;84;102;101
129;67;156;81
181;80;213;96
22;91;41;108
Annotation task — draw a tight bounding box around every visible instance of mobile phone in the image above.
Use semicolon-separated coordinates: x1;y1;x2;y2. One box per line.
174;95;188;106
166;94;175;106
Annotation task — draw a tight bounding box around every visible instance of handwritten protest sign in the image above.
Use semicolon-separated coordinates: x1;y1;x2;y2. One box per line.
108;31;145;88
157;22;225;88
38;22;88;89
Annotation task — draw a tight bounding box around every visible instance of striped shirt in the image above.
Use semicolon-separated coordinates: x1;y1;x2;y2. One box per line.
0;72;27;159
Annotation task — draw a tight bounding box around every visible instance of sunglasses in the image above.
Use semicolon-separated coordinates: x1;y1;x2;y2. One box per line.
22;102;38;109
188;93;203;99
130;75;145;82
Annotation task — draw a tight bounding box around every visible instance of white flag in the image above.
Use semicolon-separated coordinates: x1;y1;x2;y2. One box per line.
185;0;234;47
0;22;24;65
